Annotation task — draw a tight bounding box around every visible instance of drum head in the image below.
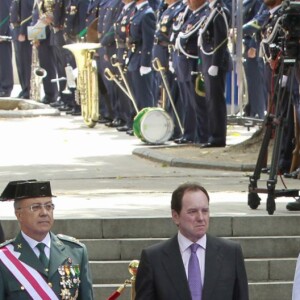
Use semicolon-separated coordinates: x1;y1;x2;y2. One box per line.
138;108;174;144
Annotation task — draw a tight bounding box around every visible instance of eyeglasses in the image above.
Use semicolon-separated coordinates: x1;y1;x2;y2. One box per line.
17;203;55;212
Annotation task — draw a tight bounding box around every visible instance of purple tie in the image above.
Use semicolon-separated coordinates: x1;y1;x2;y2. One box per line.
188;243;202;300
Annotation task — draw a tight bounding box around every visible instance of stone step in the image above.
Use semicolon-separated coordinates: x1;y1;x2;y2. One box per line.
90;258;297;284
3;215;300;239
81;237;300;260
93;282;293;300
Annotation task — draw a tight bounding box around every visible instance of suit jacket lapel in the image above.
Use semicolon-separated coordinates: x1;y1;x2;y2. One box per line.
161;235;191;300
202;235;223;300
13;232;47;276
48;233;69;278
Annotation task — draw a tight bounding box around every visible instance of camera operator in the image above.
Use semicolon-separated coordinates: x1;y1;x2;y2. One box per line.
260;0;299;182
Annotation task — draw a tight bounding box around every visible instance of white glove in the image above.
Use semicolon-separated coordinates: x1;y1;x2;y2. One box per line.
281;75;288;87
139;66;152;76
208;65;219;76
169;61;175;73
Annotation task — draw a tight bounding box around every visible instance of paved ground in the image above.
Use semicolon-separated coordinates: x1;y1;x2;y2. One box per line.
0;98;299;219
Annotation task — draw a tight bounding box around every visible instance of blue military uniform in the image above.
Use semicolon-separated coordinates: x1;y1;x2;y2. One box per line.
152;0;186;139
97;0;124;126
102;1;137;131
242;0;267;119
173;2;209;144
127;0;156;110
198;0;232;147
0;0;13;97
99;0;124;127
10;0;33;99
31;0;58;103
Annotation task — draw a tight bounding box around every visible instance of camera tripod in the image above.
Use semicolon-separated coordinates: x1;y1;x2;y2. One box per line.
248;59;300;215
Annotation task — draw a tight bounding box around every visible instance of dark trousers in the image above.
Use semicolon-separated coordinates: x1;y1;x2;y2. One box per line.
0;40;13;95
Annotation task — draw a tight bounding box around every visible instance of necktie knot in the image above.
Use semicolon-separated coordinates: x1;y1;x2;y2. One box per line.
36;243;49;270
190;243;200;253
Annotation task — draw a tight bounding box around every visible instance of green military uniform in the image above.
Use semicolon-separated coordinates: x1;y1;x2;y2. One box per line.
0;231;94;299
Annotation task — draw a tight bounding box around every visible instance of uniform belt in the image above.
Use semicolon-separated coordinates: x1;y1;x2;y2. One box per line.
154;38;169;47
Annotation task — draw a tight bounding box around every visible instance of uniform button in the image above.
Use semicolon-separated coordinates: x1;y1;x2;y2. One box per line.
21;286;25;290
48;282;52;287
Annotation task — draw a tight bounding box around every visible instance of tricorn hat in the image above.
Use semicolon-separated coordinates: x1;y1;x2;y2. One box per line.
0;180;55;201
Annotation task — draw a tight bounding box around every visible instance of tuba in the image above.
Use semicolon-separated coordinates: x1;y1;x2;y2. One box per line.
63;43;100;128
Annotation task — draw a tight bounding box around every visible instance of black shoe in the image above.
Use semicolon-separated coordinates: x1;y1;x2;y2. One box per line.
71;109;81;116
50;100;64;108
105;118;125;128
117;125;130;132
58;105;73;112
126;129;134;136
284;168;300;179
0;91;11;97
41;96;55;104
286;198;300;211
261;167;270;174
98;117;112;124
200;142;225;148
174;138;193;145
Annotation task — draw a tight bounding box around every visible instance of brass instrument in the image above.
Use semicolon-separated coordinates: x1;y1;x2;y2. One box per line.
43;0;55;17
30;45;47;101
63;43;100;128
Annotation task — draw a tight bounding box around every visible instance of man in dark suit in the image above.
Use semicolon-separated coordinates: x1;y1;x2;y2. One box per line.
135;182;249;300
0;180;94;299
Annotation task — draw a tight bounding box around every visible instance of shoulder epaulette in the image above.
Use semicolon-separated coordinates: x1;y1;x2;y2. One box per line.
0;239;14;249
56;234;83;246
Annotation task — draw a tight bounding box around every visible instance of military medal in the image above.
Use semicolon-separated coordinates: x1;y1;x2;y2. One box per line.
161;26;167;33
58;265;66;289
64;265;73;288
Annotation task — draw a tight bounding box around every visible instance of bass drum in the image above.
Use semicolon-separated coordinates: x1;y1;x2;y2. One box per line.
133;107;174;144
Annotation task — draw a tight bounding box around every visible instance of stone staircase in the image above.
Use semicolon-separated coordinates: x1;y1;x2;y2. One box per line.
2;215;299;300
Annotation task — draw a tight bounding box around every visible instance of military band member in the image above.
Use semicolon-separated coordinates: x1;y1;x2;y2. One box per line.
10;0;33;99
173;0;209;144
242;0;267;119
101;0;137;133
152;0;186;139
198;0;232;148
126;0;156;115
0;0;13;97
31;0;59;104
0;180;94;299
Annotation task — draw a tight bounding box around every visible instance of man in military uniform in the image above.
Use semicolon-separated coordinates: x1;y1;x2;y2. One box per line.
101;0;137;133
0;180;94;299
198;0;232;148
0;0;13;97
10;0;33;99
173;0;209;144
152;0;186;139
242;0;267;119
126;0;157;115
